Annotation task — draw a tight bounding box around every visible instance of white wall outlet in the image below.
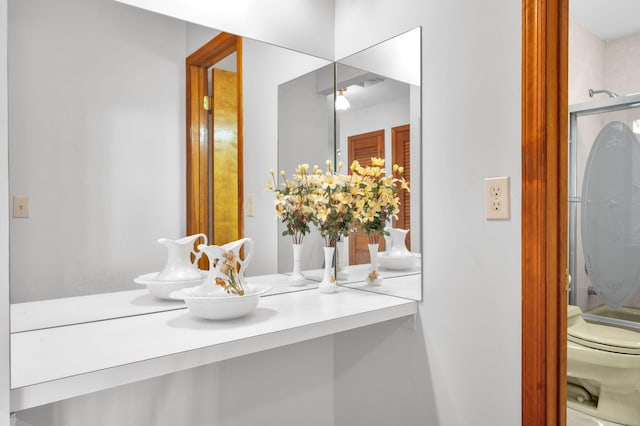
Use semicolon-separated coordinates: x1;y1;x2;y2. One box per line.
484;177;510;220
247;193;256;217
13;196;30;218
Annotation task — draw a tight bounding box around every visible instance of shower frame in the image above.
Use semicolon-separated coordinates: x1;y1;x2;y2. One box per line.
568;93;640;328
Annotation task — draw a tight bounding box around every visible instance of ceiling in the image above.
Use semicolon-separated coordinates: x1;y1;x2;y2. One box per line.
570;0;640;40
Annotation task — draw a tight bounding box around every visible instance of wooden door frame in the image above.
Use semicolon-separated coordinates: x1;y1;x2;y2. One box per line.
522;0;568;424
186;32;244;247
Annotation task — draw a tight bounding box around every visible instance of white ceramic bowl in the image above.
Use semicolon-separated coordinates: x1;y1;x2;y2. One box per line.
134;272;206;300
377;252;421;271
170;284;272;320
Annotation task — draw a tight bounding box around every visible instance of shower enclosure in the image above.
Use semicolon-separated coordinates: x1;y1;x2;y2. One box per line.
569;93;640;328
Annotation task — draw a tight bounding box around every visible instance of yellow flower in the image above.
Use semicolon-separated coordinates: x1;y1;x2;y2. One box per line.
398;166;404;175
371;157;385;167
350;160;360;172
392;164;399;173
265;181;273;190
323;174;337;189
363;209;377;221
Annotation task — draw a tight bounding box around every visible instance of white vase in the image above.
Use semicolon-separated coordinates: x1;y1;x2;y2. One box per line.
367;243;384;286
319;246;338;294
288;243;306;286
336;238;349;280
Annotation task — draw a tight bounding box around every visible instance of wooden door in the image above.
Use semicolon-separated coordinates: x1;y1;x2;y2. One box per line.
186;33;244;267
392;124;410;250
348;129;385;265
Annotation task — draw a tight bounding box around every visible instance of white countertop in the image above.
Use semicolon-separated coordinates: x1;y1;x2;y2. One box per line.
11;274;318;333
10;285;417;412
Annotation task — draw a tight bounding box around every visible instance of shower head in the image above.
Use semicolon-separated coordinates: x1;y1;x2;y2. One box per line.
588;88;619;98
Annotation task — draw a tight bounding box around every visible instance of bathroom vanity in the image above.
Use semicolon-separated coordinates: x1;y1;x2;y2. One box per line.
10;278;417;412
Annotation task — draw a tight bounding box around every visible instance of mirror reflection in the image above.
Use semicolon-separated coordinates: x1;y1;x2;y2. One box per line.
276;27;422;301
8;0;332;330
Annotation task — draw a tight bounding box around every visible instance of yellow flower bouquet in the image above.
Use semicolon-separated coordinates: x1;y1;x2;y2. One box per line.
309;160;356;248
266;164;316;244
350;157;409;244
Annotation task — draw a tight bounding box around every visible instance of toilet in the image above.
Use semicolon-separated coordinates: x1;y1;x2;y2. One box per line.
567;121;640;425
567;305;640;426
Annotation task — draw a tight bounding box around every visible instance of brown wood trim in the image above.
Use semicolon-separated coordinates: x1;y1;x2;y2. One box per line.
187;32;238;68
186;64;209;240
522;0;568;424
186;32;244;257
236;37;244;240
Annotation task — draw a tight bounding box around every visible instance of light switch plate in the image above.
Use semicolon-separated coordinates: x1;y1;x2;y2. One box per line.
484;177;510;220
13;196;29;218
247;193;256;217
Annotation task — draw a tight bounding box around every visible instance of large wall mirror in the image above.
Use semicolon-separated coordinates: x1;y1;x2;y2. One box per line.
277;28;422;301
7;0;331;331
7;0;421;335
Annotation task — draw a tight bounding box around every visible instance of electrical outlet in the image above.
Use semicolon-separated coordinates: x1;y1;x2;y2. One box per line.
485;177;510;220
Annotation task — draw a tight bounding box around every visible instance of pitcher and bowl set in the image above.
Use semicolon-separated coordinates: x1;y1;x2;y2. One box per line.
134;234;270;320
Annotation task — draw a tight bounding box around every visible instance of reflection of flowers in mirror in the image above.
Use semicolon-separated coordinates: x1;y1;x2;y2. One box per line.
266;165;315;244
350;157;409;245
267;158;409;247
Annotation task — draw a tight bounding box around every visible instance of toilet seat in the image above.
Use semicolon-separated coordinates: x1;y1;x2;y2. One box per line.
568;317;640;355
567;305;640;355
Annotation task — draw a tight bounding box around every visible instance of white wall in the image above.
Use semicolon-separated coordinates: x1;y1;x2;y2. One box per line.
335;1;522;425
114;0;335;60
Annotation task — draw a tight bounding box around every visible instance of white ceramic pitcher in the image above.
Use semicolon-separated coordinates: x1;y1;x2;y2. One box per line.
198;238;255;295
383;227;410;256
156;234;207;281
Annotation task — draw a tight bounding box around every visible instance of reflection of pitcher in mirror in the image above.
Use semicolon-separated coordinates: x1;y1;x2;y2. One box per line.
156;234;207;281
383;227;410;256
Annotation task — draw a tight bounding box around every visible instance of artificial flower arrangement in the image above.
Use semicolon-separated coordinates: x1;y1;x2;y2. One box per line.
266;164;316;244
267;157;409;288
350;157;410;244
349;157;409;284
308;160;356;248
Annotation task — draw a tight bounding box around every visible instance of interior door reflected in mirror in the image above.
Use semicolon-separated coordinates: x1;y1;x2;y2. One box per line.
277;27;422;301
7;0;334;331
